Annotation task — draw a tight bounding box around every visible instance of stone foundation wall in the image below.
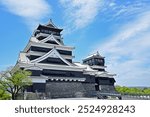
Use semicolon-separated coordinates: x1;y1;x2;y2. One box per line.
46;81;96;99
99;85;117;93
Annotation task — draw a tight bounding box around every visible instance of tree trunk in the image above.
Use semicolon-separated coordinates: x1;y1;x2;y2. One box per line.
12;93;17;100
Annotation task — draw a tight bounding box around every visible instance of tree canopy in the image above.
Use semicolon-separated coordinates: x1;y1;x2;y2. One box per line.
115;86;150;95
0;68;32;100
0;85;11;100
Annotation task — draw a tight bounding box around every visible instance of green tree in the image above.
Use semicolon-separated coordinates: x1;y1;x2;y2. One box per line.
0;68;32;100
143;88;150;95
0;86;11;100
115;86;150;95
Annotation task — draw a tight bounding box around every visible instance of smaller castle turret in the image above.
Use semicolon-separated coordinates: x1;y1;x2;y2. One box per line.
83;52;106;71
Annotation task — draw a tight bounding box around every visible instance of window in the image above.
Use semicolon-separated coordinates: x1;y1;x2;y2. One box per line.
41;29;52;34
94;58;104;66
31;46;51;52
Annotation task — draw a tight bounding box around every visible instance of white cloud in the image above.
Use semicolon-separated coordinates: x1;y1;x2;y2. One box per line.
100;0;150;21
59;0;149;32
0;0;51;29
60;0;102;31
96;11;150;86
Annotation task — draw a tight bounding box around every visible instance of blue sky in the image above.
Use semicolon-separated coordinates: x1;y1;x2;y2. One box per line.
0;0;150;87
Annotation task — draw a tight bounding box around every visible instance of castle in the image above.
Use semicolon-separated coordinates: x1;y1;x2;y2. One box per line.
16;20;119;99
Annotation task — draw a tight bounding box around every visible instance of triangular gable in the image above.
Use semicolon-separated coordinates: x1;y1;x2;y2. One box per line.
96;72;114;78
18;52;30;63
30;48;72;66
40;34;62;45
30;37;39;42
46;19;57;28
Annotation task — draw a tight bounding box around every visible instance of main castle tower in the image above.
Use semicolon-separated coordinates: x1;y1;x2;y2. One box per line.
16;20;119;99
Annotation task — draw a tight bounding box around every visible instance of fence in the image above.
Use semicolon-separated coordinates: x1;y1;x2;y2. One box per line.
121;94;150;100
